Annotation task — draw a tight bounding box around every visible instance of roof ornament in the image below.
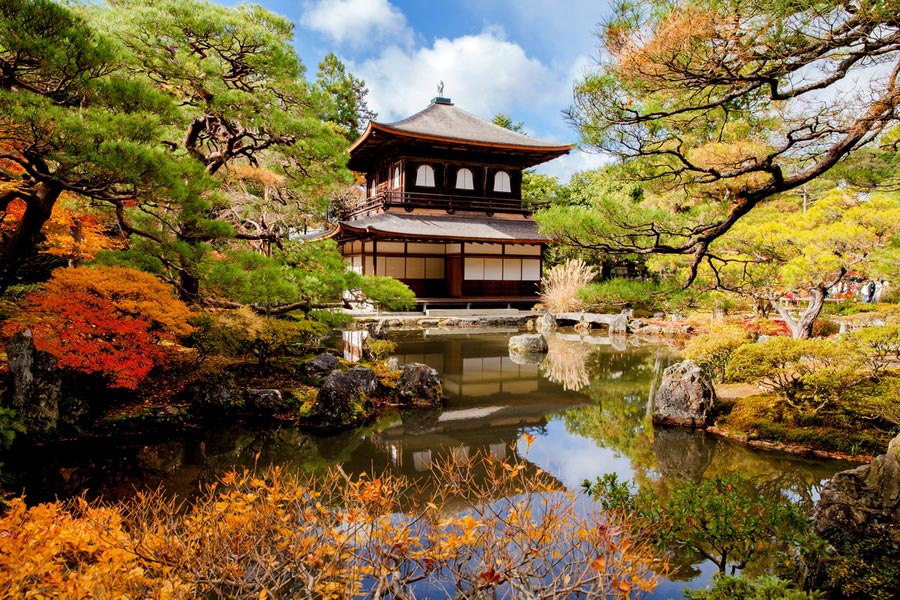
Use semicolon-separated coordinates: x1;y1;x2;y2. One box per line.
433;81;452;105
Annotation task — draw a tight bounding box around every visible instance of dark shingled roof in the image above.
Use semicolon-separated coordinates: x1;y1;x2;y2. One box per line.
379;101;568;148
347;99;573;171
338;212;547;243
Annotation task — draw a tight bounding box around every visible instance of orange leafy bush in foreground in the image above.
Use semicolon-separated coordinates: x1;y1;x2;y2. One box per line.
3;266;194;389
0;452;661;599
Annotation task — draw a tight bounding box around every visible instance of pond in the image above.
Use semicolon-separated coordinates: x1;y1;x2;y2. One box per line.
7;328;859;598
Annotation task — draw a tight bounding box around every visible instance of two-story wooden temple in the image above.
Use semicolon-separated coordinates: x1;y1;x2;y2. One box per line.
337;96;573;307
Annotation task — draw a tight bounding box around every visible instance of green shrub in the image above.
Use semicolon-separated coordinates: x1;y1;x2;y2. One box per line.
819;530;900;600
685;575;822;600
579;277;659;310
364;338;396;361
682;324;753;382
308;309;354;329
186;311;247;358
358;275;416;311
812;319;840;337
578;276;696;314
186;308;327;371
724;394;796;432
0;407;24;451
726;337;861;414
824;301;879;316
878;287;900;304
843;325;900;378
584;473;810;576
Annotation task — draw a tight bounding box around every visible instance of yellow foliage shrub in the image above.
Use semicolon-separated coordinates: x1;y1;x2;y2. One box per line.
0;452;661;599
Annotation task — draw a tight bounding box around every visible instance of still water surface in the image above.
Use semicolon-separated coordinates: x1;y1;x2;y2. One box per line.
12;329;859;598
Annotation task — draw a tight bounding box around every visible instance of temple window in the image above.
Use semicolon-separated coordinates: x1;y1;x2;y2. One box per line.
392;166;401;188
493;170;511;193
455;168;474;190
415;164;435;187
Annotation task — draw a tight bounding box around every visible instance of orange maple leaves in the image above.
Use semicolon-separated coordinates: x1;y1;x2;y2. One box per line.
0;453;662;599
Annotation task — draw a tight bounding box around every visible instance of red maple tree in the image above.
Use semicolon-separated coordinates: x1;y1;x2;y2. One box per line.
5;266;194;389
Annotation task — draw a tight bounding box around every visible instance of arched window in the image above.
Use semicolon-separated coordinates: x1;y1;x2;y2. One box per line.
415;164;435;187
392;166;401;188
493;170;511;193
455;168;474;190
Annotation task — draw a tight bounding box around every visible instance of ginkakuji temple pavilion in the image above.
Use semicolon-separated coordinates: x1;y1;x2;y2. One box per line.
336;95;573;307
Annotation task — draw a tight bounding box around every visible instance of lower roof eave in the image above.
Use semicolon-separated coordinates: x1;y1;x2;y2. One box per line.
336;212;548;245
338;226;546;245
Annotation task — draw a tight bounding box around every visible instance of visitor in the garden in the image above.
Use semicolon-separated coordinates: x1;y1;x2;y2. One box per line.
862;280;877;303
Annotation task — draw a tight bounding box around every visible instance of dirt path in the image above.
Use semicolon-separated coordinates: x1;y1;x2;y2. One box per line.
715;382;761;400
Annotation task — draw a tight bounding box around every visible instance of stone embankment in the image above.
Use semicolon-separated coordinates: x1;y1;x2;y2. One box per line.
355;308;691;337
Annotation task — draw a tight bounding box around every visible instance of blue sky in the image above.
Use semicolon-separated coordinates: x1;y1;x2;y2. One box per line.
243;0;616;181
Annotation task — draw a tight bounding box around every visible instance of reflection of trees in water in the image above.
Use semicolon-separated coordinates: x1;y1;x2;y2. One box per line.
557;346;671;487
540;335;596;391
702;440;856;512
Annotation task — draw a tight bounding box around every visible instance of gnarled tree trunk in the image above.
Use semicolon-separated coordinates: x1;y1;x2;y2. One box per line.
773;287;826;339
0;182;63;292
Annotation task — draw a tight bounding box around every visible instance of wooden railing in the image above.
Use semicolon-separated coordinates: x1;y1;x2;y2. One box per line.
342;190;540;219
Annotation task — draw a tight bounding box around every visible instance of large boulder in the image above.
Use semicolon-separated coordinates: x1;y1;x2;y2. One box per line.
345;366;378;396
244;388;287;415
508;333;548;354
535;313;558;334
395;363;442;407
814;434;900;544
609;312;628;334
304;353;340;379
192;372;240;415
652;360;717;428
314;371;368;429
5;329;62;437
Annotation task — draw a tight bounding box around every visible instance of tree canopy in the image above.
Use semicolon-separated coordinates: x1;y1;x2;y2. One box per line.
560;0;900;276
0;0;368;313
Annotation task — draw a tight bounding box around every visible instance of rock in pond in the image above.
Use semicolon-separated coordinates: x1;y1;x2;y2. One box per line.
815;433;900;544
535;313;558;334
508;333;548;354
314;371;369;428
5;329;62;437
304;353;340;379
508;350;545;365
345;366;378;396
395;363;442;407
193;373;240;414
652;360;716;428
244;388;286;415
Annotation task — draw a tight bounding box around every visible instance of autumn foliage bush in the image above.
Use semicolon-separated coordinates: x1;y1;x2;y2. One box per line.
0;451;660;599
540;259;598;314
3;266;194;389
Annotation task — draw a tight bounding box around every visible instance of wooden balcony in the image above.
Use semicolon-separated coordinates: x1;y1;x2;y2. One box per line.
342;190;539;220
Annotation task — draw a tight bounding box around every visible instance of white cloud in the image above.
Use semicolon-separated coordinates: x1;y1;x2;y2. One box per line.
534;148;612;183
300;0;412;49
352;29;560;124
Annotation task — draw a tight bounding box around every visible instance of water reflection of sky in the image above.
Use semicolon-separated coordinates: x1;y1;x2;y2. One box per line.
516;419;639;490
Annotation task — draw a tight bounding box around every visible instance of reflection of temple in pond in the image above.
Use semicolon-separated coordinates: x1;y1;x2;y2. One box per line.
342;328;367;362
394;331;554;402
